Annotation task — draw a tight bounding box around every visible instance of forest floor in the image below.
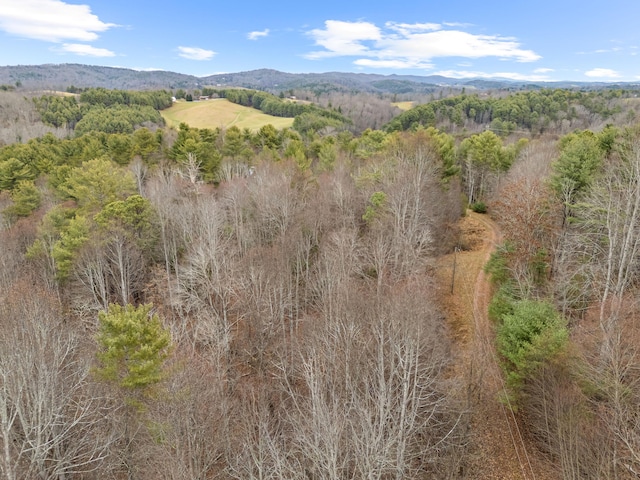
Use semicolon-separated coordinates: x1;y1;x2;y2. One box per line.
435;211;557;480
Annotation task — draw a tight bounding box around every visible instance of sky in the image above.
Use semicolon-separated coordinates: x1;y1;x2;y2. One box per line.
1;0;639;82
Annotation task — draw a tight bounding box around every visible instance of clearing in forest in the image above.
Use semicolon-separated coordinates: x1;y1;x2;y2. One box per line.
391;101;414;110
161;98;294;131
436;212;557;480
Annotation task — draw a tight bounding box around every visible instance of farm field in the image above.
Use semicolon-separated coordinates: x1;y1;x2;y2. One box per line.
161;98;294;131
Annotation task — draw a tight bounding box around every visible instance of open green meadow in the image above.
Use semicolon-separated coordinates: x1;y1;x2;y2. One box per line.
161;98;294;131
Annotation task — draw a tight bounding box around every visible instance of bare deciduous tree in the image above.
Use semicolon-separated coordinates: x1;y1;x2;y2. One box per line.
276;281;467;479
571;135;640;358
147;349;231;480
0;287;115;480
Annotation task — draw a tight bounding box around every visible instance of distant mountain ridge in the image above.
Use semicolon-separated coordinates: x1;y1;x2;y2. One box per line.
0;64;199;91
1;63;639;93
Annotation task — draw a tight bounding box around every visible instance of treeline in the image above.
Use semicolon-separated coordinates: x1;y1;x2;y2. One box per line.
295;90;403;132
33;88;172;132
0;108;517;221
0;129;162;196
33;86;354;139
207;88;351;131
196;86;639;137
0;91;67;146
74;105;163;136
385;89;632;134
78;88;173;109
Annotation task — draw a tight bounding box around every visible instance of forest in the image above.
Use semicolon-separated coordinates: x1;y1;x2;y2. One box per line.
1;81;640;479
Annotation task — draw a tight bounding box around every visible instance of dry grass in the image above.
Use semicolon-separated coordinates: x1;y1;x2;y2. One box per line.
161;98;294;131
391;101;415;111
436;213;488;345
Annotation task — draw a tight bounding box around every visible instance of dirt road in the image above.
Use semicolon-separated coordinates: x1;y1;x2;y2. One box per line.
436;212;556;480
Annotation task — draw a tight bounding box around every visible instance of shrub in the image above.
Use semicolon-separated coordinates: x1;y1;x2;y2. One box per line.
488;282;515;323
496;299;568;404
470;201;487;213
484;243;513;286
2;180;41;221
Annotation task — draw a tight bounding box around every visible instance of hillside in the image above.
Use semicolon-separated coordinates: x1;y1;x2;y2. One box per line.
3;63;640;94
0;64;199;90
161;98;294;131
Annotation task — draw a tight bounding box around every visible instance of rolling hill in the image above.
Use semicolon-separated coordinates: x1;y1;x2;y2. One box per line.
3;63;639;95
161;98;294;131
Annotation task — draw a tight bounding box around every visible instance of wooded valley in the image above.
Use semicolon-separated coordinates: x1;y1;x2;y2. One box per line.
2;74;640;479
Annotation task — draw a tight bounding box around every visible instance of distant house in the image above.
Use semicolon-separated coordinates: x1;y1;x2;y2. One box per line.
199;96;209;101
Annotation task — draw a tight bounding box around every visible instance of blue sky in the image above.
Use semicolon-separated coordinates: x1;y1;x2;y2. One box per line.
1;0;639;82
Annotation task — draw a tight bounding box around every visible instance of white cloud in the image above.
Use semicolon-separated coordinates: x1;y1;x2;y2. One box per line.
59;43;115;57
593;48;621;53
434;70;552;82
0;0;116;42
248;29;270;40
177;46;216;61
534;67;554;73
377;30;540;62
305;20;381;59
443;22;473;28
579;46;625;55
385;22;441;35
305;20;541;68
585;68;621;78
354;58;433;69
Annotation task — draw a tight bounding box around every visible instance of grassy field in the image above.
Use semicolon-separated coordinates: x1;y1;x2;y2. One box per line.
161;98;294;131
392;101;415;111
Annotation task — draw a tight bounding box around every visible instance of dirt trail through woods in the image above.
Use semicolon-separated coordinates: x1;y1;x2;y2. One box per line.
436;212;556;480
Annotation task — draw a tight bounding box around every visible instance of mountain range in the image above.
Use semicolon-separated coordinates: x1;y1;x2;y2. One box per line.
1;63;639;94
